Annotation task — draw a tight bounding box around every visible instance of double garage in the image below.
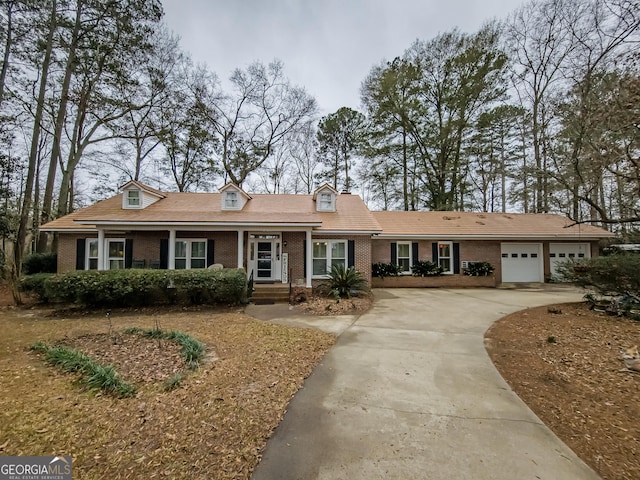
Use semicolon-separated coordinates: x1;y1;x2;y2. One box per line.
500;242;591;283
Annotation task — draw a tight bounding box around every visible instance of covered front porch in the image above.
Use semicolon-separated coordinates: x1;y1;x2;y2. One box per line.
65;227;318;289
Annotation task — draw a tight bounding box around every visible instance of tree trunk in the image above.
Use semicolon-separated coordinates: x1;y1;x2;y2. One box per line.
38;0;83;251
402;130;409;211
12;0;57;303
0;0;14;108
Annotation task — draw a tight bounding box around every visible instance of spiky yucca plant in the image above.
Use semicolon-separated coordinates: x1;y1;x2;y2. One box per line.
321;264;369;299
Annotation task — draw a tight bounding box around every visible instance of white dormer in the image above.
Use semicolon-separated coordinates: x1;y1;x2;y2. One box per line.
120;180;165;209
219;183;251;211
313;184;338;212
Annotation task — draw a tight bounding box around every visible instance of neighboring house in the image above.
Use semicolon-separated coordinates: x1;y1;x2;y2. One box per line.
41;181;614;288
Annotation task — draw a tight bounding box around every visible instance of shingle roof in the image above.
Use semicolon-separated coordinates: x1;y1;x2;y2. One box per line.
372;211;613;239
41;191;382;233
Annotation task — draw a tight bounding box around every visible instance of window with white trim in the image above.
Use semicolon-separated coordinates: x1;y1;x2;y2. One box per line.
437;241;453;274
312;240;346;276
224;191;238;209
317;192;335;212
175;240;207;269
86;239;99;270
107;240;125;270
397;242;411;273
126;189;141;208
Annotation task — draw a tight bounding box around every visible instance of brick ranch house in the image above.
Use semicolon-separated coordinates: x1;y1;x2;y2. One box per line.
41;180;613;289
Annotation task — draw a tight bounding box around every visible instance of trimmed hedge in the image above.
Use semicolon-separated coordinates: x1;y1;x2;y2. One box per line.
20;273;54;302
40;268;247;307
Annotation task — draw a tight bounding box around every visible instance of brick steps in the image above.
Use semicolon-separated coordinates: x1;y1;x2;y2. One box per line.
250;284;290;304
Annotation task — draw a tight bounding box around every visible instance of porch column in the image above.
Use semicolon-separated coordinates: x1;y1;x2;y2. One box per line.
237;229;244;269
97;229;105;270
306;229;313;288
168;229;176;270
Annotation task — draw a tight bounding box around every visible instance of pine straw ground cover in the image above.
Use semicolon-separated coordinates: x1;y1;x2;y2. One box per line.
0;305;335;479
485;302;639;480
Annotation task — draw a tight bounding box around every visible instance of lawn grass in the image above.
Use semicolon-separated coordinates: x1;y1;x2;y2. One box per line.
0;306;335;479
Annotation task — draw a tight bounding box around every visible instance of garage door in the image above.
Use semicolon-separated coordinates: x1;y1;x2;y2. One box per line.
501;243;543;282
549;243;590;280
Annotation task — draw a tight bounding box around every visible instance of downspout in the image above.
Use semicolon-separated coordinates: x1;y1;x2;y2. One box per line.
168;230;176;269
97;229;105;270
237;229;244;270
306;229;313;288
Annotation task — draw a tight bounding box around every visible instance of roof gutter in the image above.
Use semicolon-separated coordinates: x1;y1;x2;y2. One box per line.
73;220;323;228
374;234;611;240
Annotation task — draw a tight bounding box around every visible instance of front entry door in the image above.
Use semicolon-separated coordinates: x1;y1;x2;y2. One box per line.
248;234;281;282
256;241;273;279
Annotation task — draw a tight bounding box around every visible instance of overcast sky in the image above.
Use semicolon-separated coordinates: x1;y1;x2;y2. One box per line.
162;0;526;116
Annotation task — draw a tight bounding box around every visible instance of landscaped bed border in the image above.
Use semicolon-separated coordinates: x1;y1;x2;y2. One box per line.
371;274;496;288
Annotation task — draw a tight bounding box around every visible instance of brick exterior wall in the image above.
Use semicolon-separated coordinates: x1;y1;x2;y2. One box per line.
57;233;94;272
372;239;500;287
372;275;496;288
282;232;305;284
372;238;602;286
57;230;601;288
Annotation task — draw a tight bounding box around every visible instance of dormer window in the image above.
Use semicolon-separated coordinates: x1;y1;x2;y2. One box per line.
313;183;338;212
319;192;334;211
225;191;238;209
220;183;251;210
126;190;141;208
120;180;165;209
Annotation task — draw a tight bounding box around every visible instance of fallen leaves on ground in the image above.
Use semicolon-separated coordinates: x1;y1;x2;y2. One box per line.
485;302;639;480
0;305;335;479
294;293;373;315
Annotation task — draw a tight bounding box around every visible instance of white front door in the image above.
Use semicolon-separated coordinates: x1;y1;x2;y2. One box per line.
248;234;281;281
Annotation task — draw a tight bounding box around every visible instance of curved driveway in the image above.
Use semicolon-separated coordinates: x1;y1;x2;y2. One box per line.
251;288;602;480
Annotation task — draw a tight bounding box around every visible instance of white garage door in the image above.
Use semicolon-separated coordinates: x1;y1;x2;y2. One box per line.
549;243;590;280
501;243;543;283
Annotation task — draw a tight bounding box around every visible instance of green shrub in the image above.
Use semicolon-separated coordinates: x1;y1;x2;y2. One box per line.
20;273;54;302
169;269;247;305
411;260;443;277
372;262;401;279
319;264;369;299
43;268;247;307
464;261;495;276
557;253;640;298
23;252;57;274
0;249;6;277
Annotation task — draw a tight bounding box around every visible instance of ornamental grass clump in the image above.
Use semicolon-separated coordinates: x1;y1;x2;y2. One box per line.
30;342;136;397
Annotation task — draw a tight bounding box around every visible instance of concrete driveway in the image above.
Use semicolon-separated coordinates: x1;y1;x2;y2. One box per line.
251;287;602;480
